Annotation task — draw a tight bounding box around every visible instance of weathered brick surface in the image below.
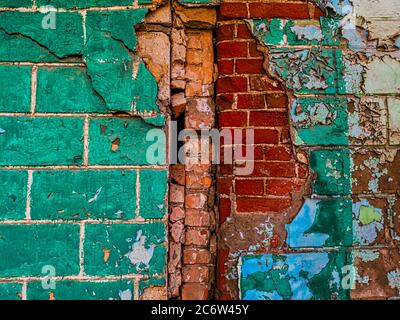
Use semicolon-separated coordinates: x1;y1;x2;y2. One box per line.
1;0;399;301
0;0;170;300
217;0;400;301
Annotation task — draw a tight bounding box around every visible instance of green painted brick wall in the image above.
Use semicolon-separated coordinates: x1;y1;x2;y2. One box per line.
0;171;27;221
36;67;106;113
0;117;84;166
0;224;80;277
27;281;134;300
0;66;31;112
0;2;169;300
30;170;137;220
84;223;166;276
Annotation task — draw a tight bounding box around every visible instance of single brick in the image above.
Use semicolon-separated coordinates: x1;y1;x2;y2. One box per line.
30;170;137;220
0;283;22;300
36;67;106;113
236;197;292;213
0;0;31;7
27;280;134;300
0;117;83;166
139;170;167;219
89;118;166;166
0;171;27;220
0;66;31;112
0;11;83;62
36;0;132;8
310;149;351;196
84;223;166;276
291;97;349;146
0;224;80;276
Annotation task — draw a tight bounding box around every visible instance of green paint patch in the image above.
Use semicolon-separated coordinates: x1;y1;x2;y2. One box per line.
139;170;167;219
307;199;353;247
0;171;27;220
27;280;134;300
0;11;83;62
0;224;80;276
0;66;31;112
30;170;137;220
0;117;84;166
269;48;340;94
0;283;22;300
36;0;132;8
246;18;340;47
0;0;32;6
310;149;351;196
84;10;159;113
291;97;349;146
36;67;106;113
84;223;166;276
89;118;166;165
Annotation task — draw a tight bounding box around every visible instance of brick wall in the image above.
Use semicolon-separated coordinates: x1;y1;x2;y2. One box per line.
216;0;400;300
0;0;170;300
0;0;399;301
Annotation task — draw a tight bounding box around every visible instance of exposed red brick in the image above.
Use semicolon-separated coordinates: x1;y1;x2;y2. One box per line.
217;77;248;93
218;60;234;75
183;248;212;265
183;265;211;283
217;24;235;41
217;42;248;59
236;197;292;213
249;111;289;127
250;75;284;91
185;229;210;246
219;3;248;20
265;179;303;196
236;23;253;39
219;111;247;127
254;129;280;144
263;146;292;161
266;93;289;109
219;198;231;224
236;179;264;195
248;3;310;19
185;209;211;227
237;94;265;110
216;94;235;111
235;58;264;74
182;283;209;300
252;162;296;178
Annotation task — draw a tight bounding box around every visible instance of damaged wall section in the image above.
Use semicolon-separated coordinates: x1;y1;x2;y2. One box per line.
0;0;171;300
217;0;400;300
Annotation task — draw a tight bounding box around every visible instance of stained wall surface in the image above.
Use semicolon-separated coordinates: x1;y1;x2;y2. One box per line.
217;0;400;300
0;0;399;301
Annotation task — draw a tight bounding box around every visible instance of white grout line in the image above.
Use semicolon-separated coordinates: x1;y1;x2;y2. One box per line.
134;278;141;300
30;66;38;115
135;169;141;218
0;5;151;12
21;281;27;300
0;219;167;225
0;165;167;170
82;10;87;45
0;274;163;282
79;222;85;277
25;171;33;220
83;115;89;166
0;112;161;118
